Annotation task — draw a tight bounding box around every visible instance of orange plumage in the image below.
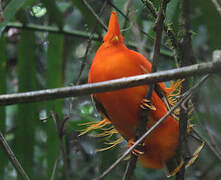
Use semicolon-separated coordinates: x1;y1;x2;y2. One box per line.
88;12;203;176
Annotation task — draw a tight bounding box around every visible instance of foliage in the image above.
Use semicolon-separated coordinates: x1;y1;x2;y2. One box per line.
0;0;221;180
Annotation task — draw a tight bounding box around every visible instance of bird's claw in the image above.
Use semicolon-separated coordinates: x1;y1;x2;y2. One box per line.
128;139;145;156
140;99;156;111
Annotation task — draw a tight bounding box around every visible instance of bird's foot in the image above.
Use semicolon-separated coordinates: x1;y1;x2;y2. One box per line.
128;139;145;156
140;98;156;111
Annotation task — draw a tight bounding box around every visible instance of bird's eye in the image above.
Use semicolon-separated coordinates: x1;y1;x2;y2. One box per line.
111;35;119;43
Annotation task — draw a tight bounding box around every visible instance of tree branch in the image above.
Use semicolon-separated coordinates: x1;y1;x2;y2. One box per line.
0;59;220;106
81;0;107;31
141;0;178;49
123;1;168;179
6;22;173;58
211;0;221;16
0;130;30;180
6;22;101;40
0;0;3;22
177;0;193;179
194;128;221;161
50;111;70;180
95;75;209;180
76;0;107;84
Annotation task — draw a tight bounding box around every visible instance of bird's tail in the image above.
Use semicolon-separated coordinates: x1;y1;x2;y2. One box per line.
164;129;204;177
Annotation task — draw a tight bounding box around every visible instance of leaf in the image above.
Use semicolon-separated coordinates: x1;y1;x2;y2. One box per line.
0;34;7;178
15;30;37;177
45;33;64;177
0;0;28;36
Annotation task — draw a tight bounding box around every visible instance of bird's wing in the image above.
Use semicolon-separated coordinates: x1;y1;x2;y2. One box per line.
91;95;112;122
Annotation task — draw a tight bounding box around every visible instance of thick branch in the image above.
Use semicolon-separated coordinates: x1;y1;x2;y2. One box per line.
0;60;220;106
177;0;193;179
123;1;167;179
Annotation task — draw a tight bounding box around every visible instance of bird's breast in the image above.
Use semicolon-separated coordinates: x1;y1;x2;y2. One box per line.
89;48;150;138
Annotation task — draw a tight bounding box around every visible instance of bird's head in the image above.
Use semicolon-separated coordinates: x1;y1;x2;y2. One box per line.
103;12;124;45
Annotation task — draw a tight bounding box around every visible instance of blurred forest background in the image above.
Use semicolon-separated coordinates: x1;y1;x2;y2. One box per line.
0;0;221;180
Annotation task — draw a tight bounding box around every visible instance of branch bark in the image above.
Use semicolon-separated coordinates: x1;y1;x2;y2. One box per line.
82;0;107;31
6;23;173;58
123;1;168;179
177;0;193;179
0;60;220;106
6;22;101;41
0;0;3;22
211;0;221;16
141;0;178;49
76;0;107;84
0;130;30;180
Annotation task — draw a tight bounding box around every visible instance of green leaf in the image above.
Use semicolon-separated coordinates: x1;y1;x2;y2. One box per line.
0;0;28;36
45;33;64;178
0;34;7;178
15;30;37;178
31;4;47;18
80;106;94;115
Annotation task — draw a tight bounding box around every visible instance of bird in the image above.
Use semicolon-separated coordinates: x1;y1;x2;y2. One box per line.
87;11;204;177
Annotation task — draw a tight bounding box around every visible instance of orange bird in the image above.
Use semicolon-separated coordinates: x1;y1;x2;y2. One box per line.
88;12;204;177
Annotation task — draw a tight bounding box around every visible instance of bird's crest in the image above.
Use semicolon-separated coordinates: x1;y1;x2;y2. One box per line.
103;11;124;44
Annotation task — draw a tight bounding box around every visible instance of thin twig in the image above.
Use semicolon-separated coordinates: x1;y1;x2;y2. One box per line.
192;128;221;161
121;0;133;36
81;0;107;31
108;0;155;40
50;112;62;180
0;60;220;106
50;111;70;180
140;0;180;67
211;0;221;16
50;149;60;180
0;0;3;22
141;0;157;18
176;81;188;180
95;75;209;180
0;130;30;180
207;131;221;159
141;0;178;49
123;1;167;179
76;0;107;84
108;0;171;50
